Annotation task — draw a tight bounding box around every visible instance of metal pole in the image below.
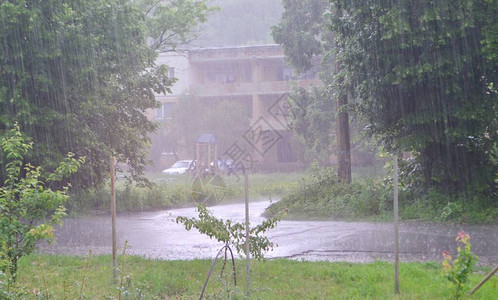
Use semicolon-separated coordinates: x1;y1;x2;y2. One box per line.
110;157;117;283
244;169;250;293
394;155;399;294
208;143;212;171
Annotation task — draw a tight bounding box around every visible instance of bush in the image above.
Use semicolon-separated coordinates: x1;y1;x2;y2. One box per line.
442;231;478;299
264;166;392;220
0;125;83;277
177;204;279;259
264;165;497;223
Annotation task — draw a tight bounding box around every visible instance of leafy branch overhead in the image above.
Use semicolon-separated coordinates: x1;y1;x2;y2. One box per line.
137;0;217;52
176;204;279;260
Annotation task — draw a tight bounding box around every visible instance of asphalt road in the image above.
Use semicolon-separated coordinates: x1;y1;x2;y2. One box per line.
39;201;498;265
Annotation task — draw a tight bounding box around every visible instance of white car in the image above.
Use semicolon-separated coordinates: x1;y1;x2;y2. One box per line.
162;160;194;175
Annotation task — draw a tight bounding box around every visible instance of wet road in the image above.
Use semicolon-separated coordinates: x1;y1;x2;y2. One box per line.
39;201;498;265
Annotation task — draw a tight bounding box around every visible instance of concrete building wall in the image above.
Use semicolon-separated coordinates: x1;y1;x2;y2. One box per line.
187;45;319;172
149;53;191;170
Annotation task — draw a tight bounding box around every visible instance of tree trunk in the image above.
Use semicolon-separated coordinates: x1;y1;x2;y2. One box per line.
336;94;351;183
333;9;352;184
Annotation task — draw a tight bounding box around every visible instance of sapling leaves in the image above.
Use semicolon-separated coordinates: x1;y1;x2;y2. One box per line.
176;204;279;260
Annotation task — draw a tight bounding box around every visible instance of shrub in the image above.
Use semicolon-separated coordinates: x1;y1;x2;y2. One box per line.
264;166;392;220
442;231;478;299
177;204;279;259
0;125;83;278
266;163;497;223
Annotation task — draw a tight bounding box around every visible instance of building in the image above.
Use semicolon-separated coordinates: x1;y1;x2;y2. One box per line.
154;52;190;121
153;45;319;172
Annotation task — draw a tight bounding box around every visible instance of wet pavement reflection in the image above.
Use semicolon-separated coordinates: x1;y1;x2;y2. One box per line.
38;201;498;265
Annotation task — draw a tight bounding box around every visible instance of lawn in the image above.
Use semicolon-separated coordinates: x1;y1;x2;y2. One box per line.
13;254;497;299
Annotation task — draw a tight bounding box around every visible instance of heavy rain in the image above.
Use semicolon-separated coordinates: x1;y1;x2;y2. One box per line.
0;0;497;298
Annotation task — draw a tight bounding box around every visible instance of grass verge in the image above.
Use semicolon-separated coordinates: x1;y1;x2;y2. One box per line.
14;254;497;299
67;172;302;215
264;167;498;224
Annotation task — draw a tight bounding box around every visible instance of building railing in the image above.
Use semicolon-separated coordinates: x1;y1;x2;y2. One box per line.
190;79;318;97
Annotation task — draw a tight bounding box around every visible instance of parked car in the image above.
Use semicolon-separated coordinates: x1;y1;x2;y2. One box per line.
203;159;235;174
162;160;195;175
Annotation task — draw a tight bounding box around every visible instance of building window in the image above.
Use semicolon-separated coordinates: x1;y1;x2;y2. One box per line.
168;67;175;79
283;67;292;81
156;102;175;119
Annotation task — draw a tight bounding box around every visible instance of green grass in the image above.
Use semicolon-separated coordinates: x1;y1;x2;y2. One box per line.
14;254;497;299
67;165;497;224
264;167;498;224
67;172;303;215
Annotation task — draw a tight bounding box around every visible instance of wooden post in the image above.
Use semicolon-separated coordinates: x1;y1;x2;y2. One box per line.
394;155;399;294
244;169;250;293
469;265;498;295
110;157;117;283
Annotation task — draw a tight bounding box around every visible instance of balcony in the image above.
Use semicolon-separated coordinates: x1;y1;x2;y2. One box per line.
190;79;318;98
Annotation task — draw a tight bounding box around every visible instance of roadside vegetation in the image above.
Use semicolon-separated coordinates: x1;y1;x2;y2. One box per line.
264;163;498;224
66;172;302;215
10;254;496;299
67;162;497;224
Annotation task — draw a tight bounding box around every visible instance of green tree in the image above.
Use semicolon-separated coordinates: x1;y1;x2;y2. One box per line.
272;0;353;182
136;0;216;52
0;0;211;190
0;125;83;278
330;0;497;194
288;86;376;166
480;0;498;184
272;0;327;73
271;0;329;161
287;86;336;163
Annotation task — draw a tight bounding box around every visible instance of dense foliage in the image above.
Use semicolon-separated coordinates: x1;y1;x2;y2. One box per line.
330;0;497;194
264;166;393;220
0;0;211;190
271;0;331;160
0;125;83;277
274;0;497;197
